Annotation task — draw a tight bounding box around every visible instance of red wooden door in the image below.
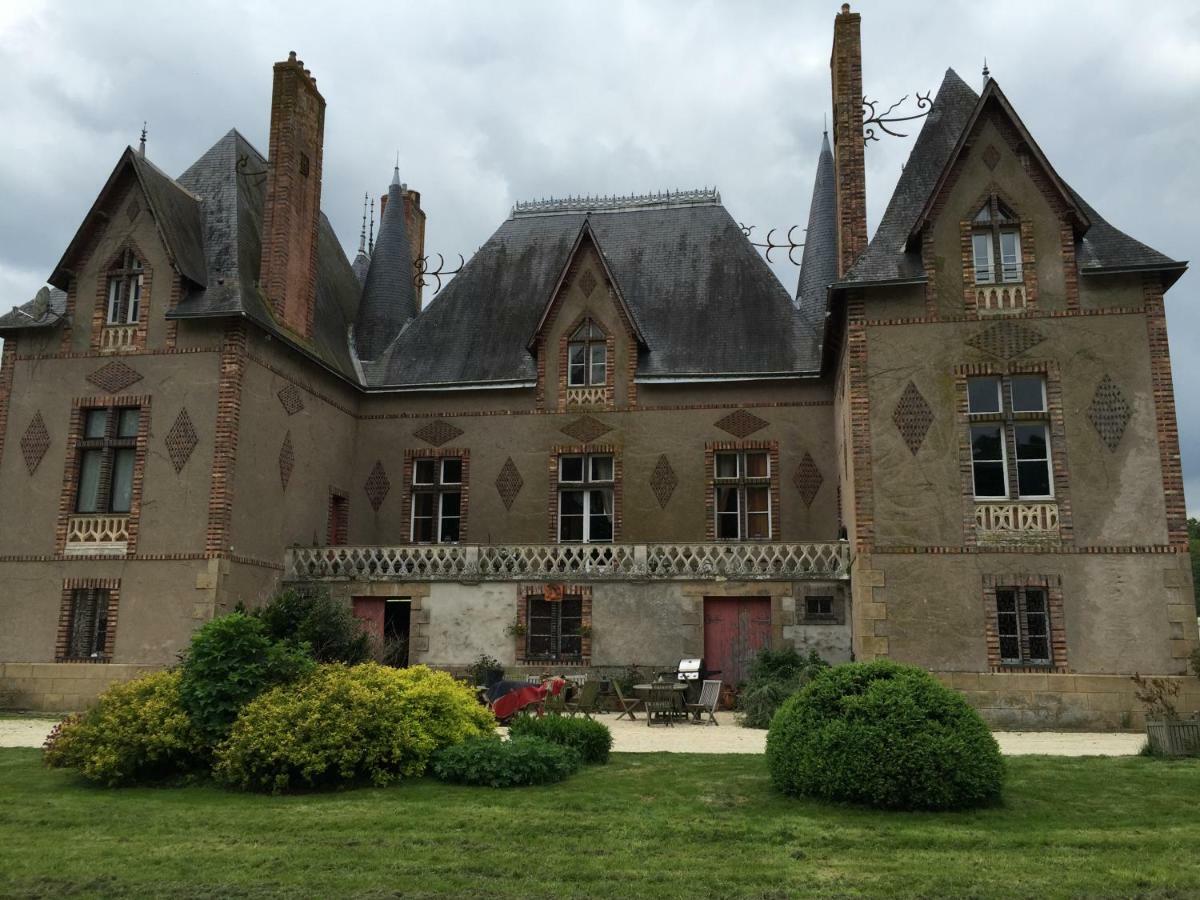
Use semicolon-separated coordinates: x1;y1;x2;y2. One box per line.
352;597;385;644
703;596;772;686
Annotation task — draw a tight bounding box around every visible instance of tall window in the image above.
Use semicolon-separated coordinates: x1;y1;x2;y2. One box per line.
75;407;140;514
971;197;1022;284
567;319;606;387
967;375;1052;500
995;586;1051;665
713;450;772;540
65;588;111;660
526;593;584;661
106;250;144;325
557;453;613;542
410;457;462;543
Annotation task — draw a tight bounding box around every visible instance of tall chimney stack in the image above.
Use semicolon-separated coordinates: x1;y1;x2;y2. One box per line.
830;4;867;278
260;51;326;338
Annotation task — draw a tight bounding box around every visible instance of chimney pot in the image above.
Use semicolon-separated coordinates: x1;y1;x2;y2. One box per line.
841;3;850;12
288;50;296;60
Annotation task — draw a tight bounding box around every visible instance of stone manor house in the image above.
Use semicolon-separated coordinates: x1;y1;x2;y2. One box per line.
0;6;1196;726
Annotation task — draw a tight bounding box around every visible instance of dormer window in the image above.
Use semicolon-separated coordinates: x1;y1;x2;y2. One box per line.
971;197;1022;284
567;319;606;387
105;250;143;325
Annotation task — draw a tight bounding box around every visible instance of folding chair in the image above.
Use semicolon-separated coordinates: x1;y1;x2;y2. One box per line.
686;679;722;725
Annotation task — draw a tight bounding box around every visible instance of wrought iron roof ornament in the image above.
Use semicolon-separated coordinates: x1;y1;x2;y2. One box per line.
413;253;465;297
862;91;932;143
739;224;806;266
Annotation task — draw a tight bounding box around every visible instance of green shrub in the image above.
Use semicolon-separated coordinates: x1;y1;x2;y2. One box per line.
214;663;495;792
431;735;581;787
178;613;314;741
42;671;207;785
253;588;372;664
737;647;829;729
766;660;1004;811
508;713;612;764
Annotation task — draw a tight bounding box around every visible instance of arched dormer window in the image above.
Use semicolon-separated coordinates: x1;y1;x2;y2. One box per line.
105;250;144;325
971;197;1022;285
567;318;606;387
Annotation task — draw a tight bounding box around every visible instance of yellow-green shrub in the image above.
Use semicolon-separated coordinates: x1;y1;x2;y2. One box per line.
43;670;207;785
214;663;495;792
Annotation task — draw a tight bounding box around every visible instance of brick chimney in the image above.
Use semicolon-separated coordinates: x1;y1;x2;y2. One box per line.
830;4;867;278
379;187;427;310
260;52;326;338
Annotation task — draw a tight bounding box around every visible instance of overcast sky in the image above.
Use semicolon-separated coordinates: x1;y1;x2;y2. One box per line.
1;0;1197;510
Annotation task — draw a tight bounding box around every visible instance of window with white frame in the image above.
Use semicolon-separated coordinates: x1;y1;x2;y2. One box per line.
75;406;140;514
713;450;772;540
567;319;606;387
557;453;614;542
105;250;144;325
410;457;463;543
995;585;1052;665
967;374;1052;500
971;197;1022;284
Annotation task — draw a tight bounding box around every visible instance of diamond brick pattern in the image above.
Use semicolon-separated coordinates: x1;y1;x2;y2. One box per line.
1088;374;1132;451
495;457;524;510
413;419;464;447
793;452;823;507
164;408;198;473
982;144;1001;170
560;415;611;443
19;412;50;475
87;360;143;393
650;454;679;509
714;409;769;437
893;381;934;455
579;269;597;297
278;431;294;490
365;460;390;511
126;199;141;221
966;321;1045;360
277;384;305;416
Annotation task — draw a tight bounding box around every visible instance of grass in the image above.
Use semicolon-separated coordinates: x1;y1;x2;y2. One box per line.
1;750;1199;899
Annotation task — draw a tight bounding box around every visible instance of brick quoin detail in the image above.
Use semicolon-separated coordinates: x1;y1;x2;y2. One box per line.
516;583;592;665
206;323;247;556
400;448;471;543
981;574;1068;672
548;444;622;543
703;439;781;542
1144;276;1188;548
845;292;874;552
56;578;121;663
0;342;16;476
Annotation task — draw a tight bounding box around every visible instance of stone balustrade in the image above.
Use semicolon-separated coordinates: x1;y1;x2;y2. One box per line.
975;502;1059;540
64;515;130;556
976;282;1026;313
285;541;850;582
99;324;138;352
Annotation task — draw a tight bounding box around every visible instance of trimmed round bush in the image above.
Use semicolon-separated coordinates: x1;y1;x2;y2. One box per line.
43;670;207;785
766;660;1004;810
432;735;581;787
214;663;495;792
508;713;612;765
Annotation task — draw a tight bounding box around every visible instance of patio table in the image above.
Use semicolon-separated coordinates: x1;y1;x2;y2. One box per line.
634;683;688;721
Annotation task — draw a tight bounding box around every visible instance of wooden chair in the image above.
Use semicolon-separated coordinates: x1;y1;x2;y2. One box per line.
645;683;676;727
543;690;568;716
686;679;722;726
612;682;641;721
565;680;602;718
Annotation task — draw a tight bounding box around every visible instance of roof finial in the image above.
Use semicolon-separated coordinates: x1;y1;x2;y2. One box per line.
392;151;400;187
982;58;990;88
359;192;368;254
823;113;828;137
138;122;147;157
368;196;375;254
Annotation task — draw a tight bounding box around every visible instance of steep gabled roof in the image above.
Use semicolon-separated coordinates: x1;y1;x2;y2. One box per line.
169;129;363;381
48;146;207;292
371;196;819;388
796;132;837;329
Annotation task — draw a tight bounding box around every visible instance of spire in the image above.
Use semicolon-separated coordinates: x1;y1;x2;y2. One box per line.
982;58;990;88
358;192;368;254
351;192;372;286
354;166;417;359
795;132;837;326
138;122;147;157
368;197;375;254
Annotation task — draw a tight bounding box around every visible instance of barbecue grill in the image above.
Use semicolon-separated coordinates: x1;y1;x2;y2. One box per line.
659;657;721;704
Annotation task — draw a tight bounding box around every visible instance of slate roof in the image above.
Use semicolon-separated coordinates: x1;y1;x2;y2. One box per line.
169;130;362;380
0;286;67;331
841;69;1184;286
355;172;417;360
795;133;837;329
371;197;821;387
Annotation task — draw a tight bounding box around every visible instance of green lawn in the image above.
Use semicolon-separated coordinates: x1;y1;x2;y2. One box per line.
1;749;1198;899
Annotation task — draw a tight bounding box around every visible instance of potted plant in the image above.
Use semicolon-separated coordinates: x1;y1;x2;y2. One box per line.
1131;673;1200;756
504;619;527;639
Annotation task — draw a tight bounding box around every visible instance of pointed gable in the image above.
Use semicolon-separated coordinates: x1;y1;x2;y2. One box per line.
49;147;206;291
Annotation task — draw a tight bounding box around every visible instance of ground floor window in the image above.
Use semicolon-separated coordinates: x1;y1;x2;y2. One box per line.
58;583;118;661
995;586;1051;665
525;591;584;661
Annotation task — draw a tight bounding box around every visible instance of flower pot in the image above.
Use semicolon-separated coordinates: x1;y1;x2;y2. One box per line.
1145;718;1200;757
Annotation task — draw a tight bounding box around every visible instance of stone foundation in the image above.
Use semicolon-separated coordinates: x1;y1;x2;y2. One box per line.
0;663;158;713
936;671;1200;731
